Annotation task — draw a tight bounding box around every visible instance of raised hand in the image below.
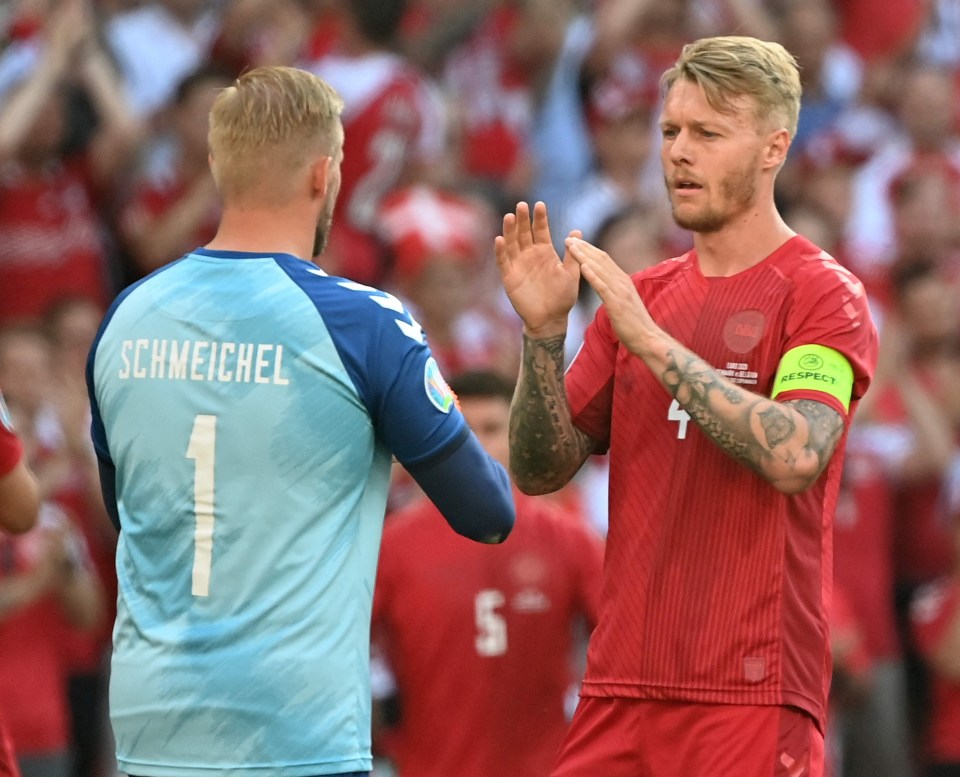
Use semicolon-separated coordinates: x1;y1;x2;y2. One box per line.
494;201;580;337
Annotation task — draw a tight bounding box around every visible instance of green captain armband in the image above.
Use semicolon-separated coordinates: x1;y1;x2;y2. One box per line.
770;344;854;412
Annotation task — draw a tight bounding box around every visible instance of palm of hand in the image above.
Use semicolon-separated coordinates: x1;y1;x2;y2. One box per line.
495;202;579;333
501;244;579;330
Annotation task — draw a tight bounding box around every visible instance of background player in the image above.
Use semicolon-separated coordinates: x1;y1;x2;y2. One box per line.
372;369;604;776
495;36;878;776
86;65;514;777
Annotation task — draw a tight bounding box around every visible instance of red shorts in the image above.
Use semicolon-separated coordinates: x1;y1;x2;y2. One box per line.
550;697;824;777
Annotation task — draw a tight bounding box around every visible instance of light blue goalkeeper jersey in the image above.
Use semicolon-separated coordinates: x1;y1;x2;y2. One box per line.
88;249;468;777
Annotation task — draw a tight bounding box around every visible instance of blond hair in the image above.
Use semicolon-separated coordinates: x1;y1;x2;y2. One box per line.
208;66;344;202
660;36;801;137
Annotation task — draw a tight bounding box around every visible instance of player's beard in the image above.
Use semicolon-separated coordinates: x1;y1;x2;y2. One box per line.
312;193;336;258
668;159;757;234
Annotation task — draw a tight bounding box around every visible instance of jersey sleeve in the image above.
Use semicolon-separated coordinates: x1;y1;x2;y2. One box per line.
566;304;620;449
778;258;879;418
282;270;469;467
0;392;23;477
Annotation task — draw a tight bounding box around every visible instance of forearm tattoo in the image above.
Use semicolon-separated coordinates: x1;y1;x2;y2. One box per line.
663;348;845;488
509;334;595;493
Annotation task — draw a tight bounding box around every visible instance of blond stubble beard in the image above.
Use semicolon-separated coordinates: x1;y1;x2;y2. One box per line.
667;156;759;234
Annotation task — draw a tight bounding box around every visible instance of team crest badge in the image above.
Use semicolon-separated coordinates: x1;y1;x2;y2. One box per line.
424;358;455;413
0;392;14;433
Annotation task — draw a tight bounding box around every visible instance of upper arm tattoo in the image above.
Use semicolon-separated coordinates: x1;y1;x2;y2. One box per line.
509;333;596;493
663;347;846;489
785;398;846;465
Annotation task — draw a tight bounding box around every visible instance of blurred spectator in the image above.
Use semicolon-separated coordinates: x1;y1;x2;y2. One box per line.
888;162;960;281
0;380;37;777
910;473;960;777
0;326;74;504
372;369;604;777
776;0;864;156
0;500;103;777
832;417;919;777
104;0;219;121
0;0;141;327
117;63;232;279
556;66;663;246
40;299;114;777
828;583;876;777
846;62;960;279
378;184;520;378
308;0;447;285
870;262;959;589
210;0;309;73
437;1;535;208
0;324;104;777
858;261;960;760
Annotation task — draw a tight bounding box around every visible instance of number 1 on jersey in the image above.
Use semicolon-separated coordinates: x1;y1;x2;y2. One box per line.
186;414;217;597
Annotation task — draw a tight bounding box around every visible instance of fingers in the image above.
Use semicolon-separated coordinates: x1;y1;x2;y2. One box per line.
565;236;616;290
515;201;533;251
531;201;552;246
499;210;518;257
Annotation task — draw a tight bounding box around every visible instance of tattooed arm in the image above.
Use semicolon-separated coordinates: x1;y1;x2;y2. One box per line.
565;235;848;494
509;332;600;495
663;345;845;493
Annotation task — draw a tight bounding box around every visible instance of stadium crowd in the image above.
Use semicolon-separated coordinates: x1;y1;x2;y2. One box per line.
0;0;959;776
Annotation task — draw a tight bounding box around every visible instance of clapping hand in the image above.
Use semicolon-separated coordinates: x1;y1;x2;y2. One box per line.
494;201;580;338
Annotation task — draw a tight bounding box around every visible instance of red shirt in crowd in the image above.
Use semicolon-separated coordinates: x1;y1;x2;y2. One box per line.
310;52;442;285
912;578;960;765
373;490;604;777
833;426;903;661
0;156;112;325
566;236;878;732
0;512;75;756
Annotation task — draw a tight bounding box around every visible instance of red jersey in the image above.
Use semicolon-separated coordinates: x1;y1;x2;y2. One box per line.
0;156;111;324
566;236;878;732
373;491;604;777
311;52;443;285
911;578;960;764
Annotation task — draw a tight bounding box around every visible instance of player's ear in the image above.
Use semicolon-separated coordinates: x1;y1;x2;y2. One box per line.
311;155;332;199
763;128;791;171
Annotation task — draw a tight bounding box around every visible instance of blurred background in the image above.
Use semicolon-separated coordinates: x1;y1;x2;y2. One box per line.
0;1;959;776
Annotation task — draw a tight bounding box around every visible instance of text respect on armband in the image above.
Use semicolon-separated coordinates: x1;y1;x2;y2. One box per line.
116;339;290;386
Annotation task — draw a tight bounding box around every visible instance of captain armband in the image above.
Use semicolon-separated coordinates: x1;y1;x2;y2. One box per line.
770;344;854;412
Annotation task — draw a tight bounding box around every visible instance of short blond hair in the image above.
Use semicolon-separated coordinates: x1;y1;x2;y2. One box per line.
208;66;344;201
660;36;801;137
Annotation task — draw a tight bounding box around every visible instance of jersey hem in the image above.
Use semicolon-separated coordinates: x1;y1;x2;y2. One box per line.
579;682;824;733
115;757;372;777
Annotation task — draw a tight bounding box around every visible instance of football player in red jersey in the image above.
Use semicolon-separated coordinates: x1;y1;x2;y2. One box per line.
372;369;604;777
495;36;878;777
